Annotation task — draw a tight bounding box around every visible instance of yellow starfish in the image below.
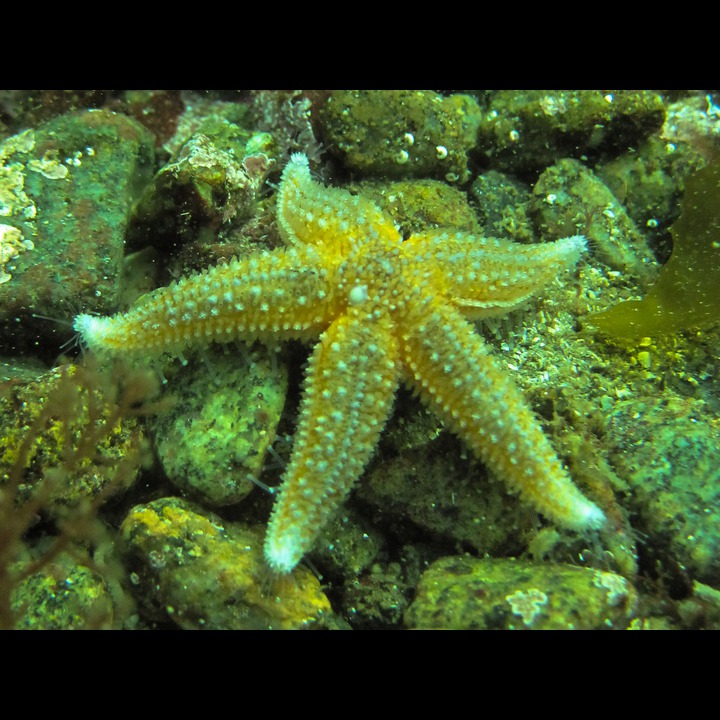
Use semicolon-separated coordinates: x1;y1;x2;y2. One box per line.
74;153;605;573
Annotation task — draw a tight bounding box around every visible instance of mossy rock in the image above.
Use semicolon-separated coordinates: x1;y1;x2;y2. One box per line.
319;90;482;183
148;346;288;507
0;363;146;511
0;109;155;351
477;90;665;175
353;178;481;236
405;555;638;629
120;497;332;629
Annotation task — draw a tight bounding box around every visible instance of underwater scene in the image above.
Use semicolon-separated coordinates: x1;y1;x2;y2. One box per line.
1;89;719;629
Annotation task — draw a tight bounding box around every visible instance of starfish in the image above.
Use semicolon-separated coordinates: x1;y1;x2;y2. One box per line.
74;153;605;573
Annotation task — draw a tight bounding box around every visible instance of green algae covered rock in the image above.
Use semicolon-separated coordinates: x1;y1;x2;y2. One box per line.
0;109;155;350
586;159;720;341
148;346;288;507
477;90;665;174
319;90;482;183
10;552;116;630
353;178;482;237
604;393;720;585
0;362;148;510
358;431;537;559
120;497;332;629
405;556;638;629
531;157;657;283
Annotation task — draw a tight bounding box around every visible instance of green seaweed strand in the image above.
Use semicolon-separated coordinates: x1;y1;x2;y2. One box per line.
586;160;720;341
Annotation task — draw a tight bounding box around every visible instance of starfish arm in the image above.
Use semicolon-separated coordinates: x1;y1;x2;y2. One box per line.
402;230;586;320
73;245;339;356
398;295;605;531
264;312;400;573
276;153;402;255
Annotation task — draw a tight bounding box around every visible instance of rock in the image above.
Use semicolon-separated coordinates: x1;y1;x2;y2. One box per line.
0;109;155;352
677;581;720;629
405;555;638;629
318;90;482;183
595;135;705;253
531;158;657;283
357;429;537;559
128;116;274;249
477;90;665;174
148;346;288;507
0;361;149;511
605;393;720;586
120;497;331;629
10;551;116;629
353;178;481;237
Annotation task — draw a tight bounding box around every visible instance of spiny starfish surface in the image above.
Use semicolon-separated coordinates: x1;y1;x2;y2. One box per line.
74;153;605;573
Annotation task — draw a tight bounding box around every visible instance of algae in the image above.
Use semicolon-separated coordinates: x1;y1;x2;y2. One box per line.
586;159;720;340
120;497;331;630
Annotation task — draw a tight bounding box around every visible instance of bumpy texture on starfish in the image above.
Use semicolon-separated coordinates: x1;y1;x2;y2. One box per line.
74;153;605;573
